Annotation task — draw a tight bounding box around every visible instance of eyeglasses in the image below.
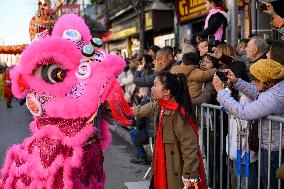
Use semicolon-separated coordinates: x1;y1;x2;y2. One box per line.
199;60;212;64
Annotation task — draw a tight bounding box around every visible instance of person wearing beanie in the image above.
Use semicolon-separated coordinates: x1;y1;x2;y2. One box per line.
250;59;284;83
212;59;284;189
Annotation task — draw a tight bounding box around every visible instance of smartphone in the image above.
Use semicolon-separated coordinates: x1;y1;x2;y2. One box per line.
257;2;267;12
216;69;228;82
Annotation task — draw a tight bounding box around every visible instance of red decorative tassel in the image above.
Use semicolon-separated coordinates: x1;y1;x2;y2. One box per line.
105;81;133;126
110;81;133;117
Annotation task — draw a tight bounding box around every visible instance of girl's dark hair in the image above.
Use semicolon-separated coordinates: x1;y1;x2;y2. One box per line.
157;71;196;123
123;65;129;72
202;54;220;68
208;0;227;12
182;52;199;66
143;54;153;65
149;45;160;54
130;86;141;106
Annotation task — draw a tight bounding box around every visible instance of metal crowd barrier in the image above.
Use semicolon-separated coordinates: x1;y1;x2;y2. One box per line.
198;103;284;189
258;115;284;189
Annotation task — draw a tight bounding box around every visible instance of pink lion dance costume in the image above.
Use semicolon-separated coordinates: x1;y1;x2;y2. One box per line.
0;14;132;189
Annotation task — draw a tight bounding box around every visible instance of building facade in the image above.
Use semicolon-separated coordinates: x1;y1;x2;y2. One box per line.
63;0;284;55
103;0;174;57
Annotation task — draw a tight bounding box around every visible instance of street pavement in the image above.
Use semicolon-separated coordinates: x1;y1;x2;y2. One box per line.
0;99;149;189
0;99;32;165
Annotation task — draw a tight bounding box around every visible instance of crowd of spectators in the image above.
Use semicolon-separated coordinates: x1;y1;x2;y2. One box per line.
116;31;284;188
118;1;284;188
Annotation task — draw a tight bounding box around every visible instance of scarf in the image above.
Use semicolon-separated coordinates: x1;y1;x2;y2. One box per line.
153;108;167;189
154;99;207;189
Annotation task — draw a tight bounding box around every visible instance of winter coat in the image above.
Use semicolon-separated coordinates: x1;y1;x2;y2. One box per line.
198;8;229;42
134;61;174;87
2;71;12;99
134;71;158;87
119;70;136;103
250;53;267;65
217;79;284;151
134;102;200;189
219;54;249;82
226;94;257;163
240;53;250;67
170;64;216;99
191;80;217;105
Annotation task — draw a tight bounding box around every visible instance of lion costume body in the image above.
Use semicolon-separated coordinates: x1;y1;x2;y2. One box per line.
0;14;132;189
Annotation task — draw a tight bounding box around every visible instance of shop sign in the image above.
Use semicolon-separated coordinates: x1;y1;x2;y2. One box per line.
112;27;137;40
176;0;208;23
145;12;153;30
61;4;80;16
111;11;152;40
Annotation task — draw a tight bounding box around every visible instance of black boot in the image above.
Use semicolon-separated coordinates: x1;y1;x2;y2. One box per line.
130;157;149;165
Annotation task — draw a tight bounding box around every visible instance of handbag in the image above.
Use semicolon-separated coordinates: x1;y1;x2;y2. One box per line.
248;120;259;152
276;164;284;180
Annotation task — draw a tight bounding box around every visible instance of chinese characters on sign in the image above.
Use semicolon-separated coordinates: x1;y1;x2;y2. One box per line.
176;0;208;23
61;5;80;16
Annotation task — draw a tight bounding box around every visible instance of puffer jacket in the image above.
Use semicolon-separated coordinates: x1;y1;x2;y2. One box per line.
217;79;284;151
170;64;216;99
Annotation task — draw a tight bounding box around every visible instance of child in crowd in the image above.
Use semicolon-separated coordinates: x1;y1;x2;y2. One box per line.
170;52;216;105
194;54;219;105
133;72;206;189
130;87;151;165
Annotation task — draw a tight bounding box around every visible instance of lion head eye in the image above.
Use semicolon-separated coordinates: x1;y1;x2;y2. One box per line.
34;61;66;84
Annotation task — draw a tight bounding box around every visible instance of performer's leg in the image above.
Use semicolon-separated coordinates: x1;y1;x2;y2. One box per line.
6;88;12;108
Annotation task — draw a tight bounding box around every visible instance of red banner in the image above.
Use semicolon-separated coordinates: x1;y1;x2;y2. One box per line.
101;31;113;43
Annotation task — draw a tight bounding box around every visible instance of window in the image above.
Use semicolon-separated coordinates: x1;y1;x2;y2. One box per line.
171;38;175;46
165;39;170;46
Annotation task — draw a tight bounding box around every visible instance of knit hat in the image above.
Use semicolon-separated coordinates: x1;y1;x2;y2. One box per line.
250;59;284;82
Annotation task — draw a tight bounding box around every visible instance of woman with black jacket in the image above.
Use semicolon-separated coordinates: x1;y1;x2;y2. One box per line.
197;0;229;43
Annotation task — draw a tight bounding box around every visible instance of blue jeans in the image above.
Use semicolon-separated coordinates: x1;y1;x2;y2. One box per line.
261;149;284;189
130;128;147;159
233;161;258;189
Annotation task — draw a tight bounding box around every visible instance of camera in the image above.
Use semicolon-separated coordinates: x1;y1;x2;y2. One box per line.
257;2;267;12
207;35;216;53
216;69;228;82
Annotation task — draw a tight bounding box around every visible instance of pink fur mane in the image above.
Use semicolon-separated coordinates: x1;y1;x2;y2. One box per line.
1;14;131;189
52;14;92;44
